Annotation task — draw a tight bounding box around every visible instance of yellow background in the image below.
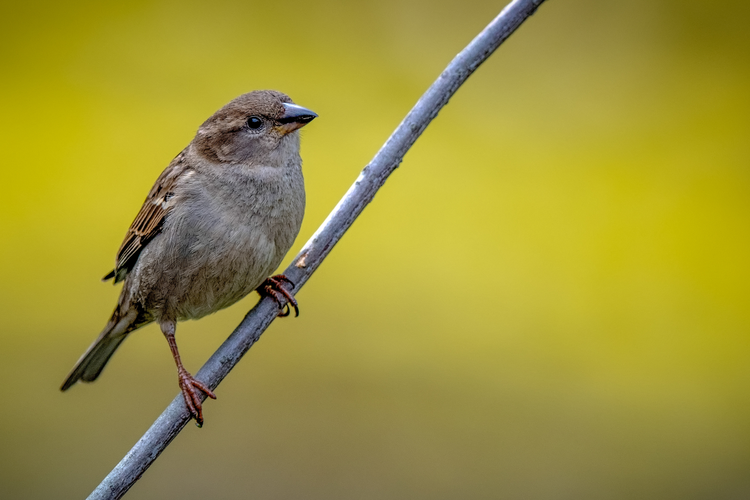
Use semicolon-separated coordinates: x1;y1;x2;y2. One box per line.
1;0;749;498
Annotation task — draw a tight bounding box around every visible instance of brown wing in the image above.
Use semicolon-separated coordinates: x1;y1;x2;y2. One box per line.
103;151;191;283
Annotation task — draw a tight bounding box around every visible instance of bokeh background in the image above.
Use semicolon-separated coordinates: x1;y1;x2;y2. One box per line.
2;0;749;498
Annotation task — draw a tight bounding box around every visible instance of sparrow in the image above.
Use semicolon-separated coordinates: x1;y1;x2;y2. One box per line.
61;90;317;426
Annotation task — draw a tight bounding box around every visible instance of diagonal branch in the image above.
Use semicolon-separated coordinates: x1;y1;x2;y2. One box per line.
88;1;548;498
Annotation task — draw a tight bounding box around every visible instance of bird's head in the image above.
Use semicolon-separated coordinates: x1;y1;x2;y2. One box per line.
192;90;317;165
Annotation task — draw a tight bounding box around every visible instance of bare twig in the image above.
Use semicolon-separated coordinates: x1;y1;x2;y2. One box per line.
88;1;548;498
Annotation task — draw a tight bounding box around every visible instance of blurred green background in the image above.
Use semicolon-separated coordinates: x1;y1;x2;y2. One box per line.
2;0;749;498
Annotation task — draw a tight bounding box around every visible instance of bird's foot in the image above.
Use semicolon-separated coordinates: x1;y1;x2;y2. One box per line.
177;368;216;427
258;275;299;317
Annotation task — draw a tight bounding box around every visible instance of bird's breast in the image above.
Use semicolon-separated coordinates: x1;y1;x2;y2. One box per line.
133;162;305;321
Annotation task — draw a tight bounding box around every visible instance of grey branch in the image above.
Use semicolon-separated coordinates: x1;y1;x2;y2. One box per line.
88;1;548;498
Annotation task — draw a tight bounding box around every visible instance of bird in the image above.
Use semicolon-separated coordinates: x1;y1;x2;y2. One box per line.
61;90;317;426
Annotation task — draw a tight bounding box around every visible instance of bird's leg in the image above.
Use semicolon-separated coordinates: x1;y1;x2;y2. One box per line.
257;275;299;317
161;319;216;427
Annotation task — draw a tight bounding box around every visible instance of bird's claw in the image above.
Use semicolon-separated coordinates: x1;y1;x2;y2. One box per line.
177;369;216;427
258;275;299;317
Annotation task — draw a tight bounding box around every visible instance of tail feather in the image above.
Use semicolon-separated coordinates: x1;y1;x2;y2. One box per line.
60;308;140;391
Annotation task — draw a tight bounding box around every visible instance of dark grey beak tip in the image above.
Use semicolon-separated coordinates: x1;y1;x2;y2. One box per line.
280;103;318;124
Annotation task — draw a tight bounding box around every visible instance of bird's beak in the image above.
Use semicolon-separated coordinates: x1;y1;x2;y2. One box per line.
277;103;318;134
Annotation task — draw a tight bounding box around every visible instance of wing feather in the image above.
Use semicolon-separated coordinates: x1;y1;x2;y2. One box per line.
103;151;190;283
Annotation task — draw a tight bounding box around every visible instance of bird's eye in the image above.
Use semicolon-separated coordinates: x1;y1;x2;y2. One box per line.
247;116;263;129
